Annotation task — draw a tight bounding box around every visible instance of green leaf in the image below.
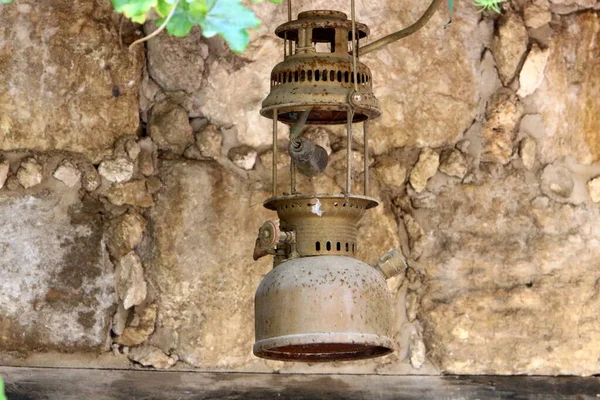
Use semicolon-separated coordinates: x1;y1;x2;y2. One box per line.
199;0;261;53
0;0;13;3
164;11;195;36
111;0;157;23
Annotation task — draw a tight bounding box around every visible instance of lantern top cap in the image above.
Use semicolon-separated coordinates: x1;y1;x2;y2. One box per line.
275;9;370;41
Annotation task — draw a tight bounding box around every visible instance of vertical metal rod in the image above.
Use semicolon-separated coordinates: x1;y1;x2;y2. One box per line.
346;108;353;194
287;0;293;55
363;121;369;196
350;0;359;93
272;109;278;197
291;160;297;194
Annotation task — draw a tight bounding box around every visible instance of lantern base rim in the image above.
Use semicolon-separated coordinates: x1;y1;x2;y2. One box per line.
254;333;393;362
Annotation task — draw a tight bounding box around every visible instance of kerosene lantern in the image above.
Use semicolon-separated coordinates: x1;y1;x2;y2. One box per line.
253;0;443;362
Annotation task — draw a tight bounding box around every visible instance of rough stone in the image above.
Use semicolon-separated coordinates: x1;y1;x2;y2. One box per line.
106;180;154;208
438;149;468;179
409;148;439;193
0;191;114;352
201;0;483;153
374;159;407;188
106;212;147;262
145;177;163;195
145;27;207;93
587;176;600;203
190;118;209;134
112;303;130;337
524;0;552;29
148;101;194;155
81;165;101;192
138;138;157;177
411;192;437;210
126;140;141;161
115;252;147;310
402;214;427;261
146;161;272;369
517;44;550;98
481;89;523;164
519;137;537;170
0;1;143;162
228;146;258;170
116;304;157;347
529;12;600;164
409;331;427;370
540;162;575;201
406;292;420;323
492;12;529;85
420;169;600;375
0;161;9;189
16;158;43;189
196;125;223;160
53;161;81;188
259;150;290;170
128;345;177;370
98;158;134;183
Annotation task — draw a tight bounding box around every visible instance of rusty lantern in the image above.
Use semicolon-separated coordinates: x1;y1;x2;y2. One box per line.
253;0;443;362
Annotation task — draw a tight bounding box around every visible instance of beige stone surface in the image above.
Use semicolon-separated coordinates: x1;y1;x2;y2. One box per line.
419;170;600;375
492;12;529;85
145;161;273;369
529;12;600;164
0;1;143;162
0;191;114;353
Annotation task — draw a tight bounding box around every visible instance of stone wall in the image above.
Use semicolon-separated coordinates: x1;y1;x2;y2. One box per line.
1;0;600;376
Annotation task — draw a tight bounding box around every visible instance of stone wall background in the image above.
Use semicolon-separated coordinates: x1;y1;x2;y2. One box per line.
1;0;600;376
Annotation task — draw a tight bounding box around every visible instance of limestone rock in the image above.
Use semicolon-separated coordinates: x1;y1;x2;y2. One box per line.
138;138;157;177
0;192;114;352
148;101;194;155
406;292;420;323
196;125;223;160
146;177;163;195
409;148;439;193
190;118;209;133
81;165;101;192
229;146;258;170
517;44;550;98
529;12;600;164
106;180;154;208
411;192;437;210
116;304;157;347
16;158;43;189
116;252;147;310
0;1;143;162
374;159;407;188
112;303;130;337
259;150;290;170
126;140;141;161
402;214;427;260
0;161;9;189
587;176;600;202
481;89;523;164
540;162;574;201
98;158;134;183
106;212;147;261
409;331;427;370
420;170;600;375
146;161;272;368
492;12;529;85
146;26;207;93
128;345;177;370
519;137;537;170
524;0;552;29
438;149;468;179
53;161;81;188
